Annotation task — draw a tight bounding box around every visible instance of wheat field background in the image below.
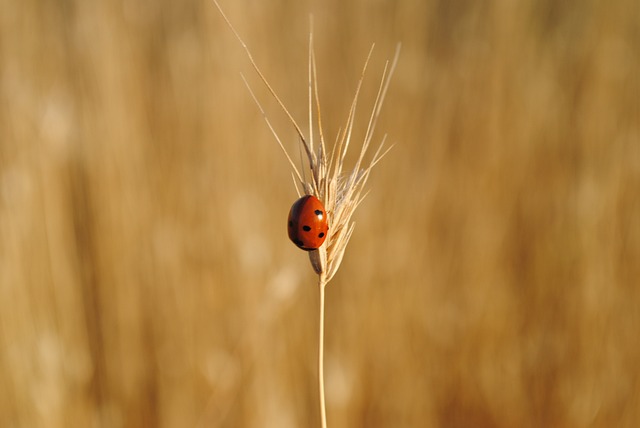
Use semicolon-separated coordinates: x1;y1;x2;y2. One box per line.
1;0;638;427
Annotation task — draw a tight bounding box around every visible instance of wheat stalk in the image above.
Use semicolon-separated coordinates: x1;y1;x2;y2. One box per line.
212;1;399;426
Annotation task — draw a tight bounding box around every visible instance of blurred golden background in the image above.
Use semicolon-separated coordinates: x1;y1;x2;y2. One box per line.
1;0;638;427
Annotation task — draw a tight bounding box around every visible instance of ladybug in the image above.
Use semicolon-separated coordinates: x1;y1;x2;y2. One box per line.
287;195;329;251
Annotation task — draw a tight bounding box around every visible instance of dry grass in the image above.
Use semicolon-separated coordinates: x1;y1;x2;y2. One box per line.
1;0;639;427
213;2;400;425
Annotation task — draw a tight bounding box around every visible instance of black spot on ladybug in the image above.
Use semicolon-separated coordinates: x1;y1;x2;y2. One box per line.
303;225;311;232
318;232;325;238
288;221;293;227
295;240;304;247
314;210;323;217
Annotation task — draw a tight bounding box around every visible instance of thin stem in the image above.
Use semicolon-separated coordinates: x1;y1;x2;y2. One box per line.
318;275;327;428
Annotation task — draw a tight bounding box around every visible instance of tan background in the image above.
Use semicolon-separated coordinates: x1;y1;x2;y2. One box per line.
1;0;638;427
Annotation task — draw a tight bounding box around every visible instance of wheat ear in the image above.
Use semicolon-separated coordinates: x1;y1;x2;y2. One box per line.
212;1;399;426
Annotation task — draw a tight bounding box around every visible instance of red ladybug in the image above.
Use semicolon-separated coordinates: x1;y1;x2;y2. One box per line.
287;195;329;251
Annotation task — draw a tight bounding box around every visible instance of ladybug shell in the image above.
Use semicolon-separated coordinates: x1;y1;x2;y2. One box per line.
287;195;329;251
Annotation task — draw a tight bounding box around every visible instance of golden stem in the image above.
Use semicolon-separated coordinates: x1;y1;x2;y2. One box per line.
318;274;327;428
